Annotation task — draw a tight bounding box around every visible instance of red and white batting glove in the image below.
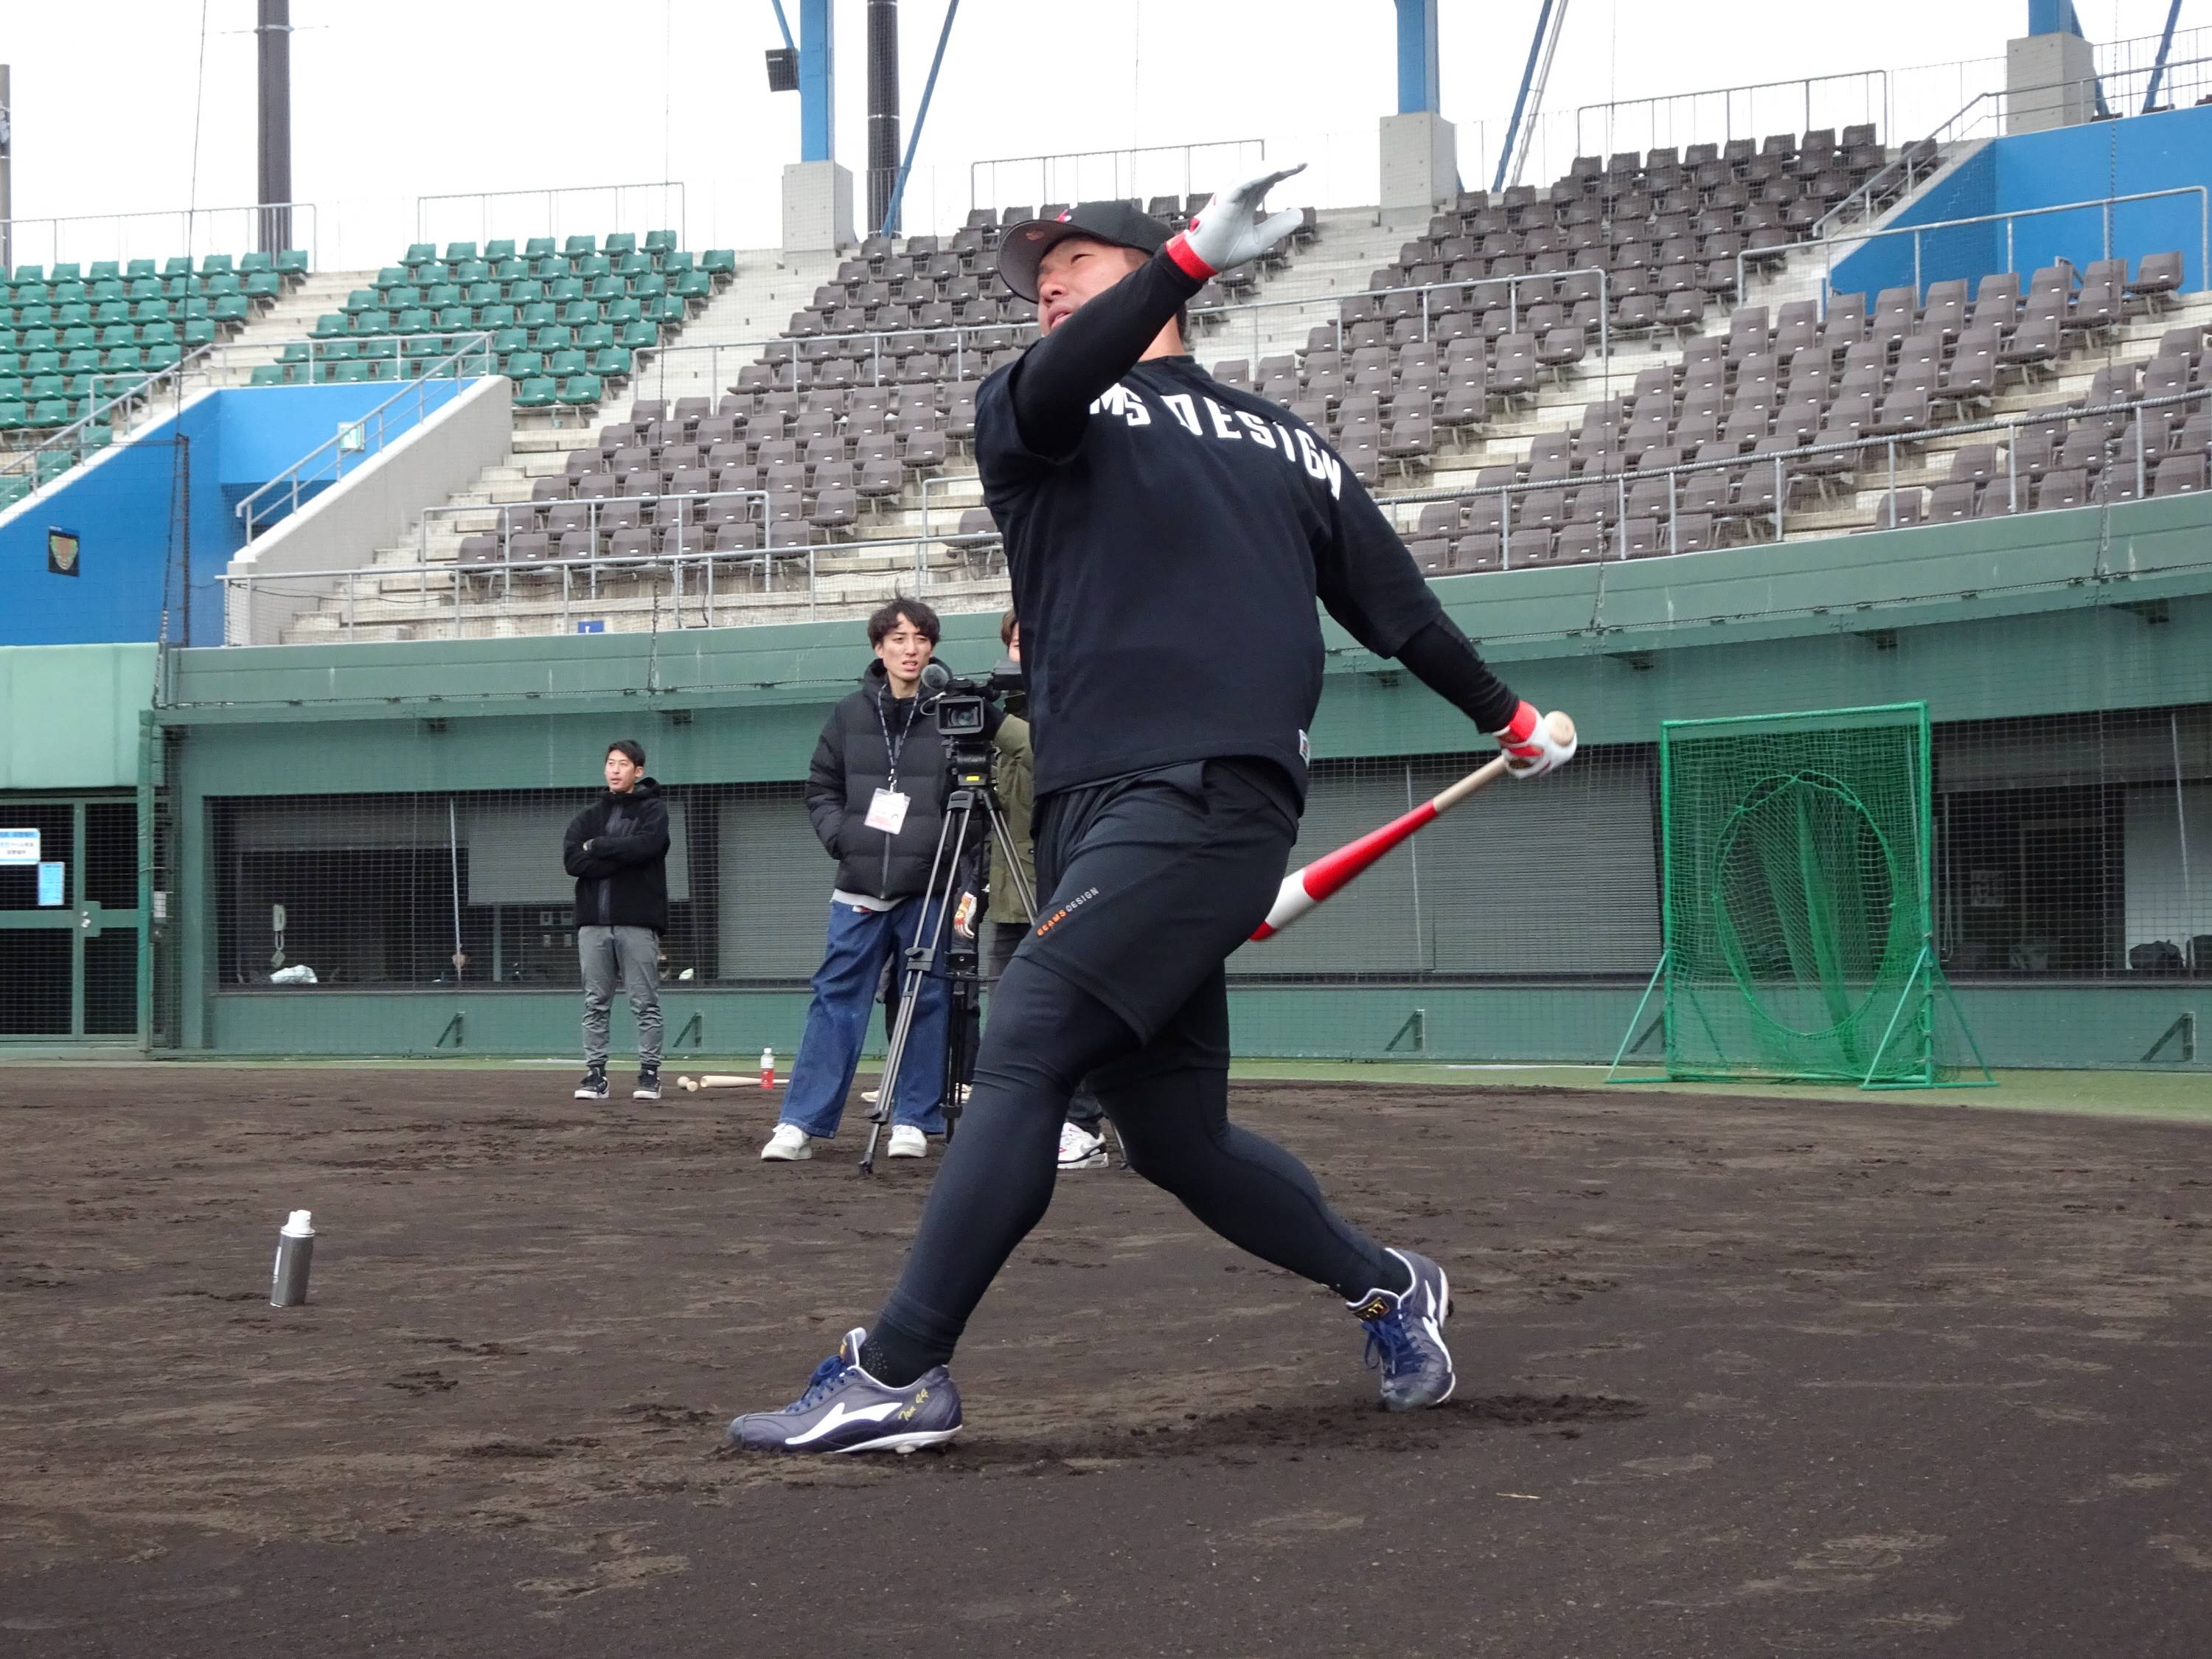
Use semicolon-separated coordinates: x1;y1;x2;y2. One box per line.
1491;700;1576;779
1164;163;1308;282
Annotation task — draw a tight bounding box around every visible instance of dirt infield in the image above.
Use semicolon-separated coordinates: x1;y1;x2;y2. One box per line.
4;1065;2211;1657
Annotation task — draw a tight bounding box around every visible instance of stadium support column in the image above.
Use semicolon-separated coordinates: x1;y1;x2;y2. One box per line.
782;0;856;251
866;0;900;236
257;0;292;255
1380;0;1455;223
2008;0;2102;132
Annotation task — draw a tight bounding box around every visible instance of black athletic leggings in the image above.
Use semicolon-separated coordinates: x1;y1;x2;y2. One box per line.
869;953;1395;1381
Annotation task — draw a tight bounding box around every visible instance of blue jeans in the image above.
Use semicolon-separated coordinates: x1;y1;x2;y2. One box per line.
779;894;950;1138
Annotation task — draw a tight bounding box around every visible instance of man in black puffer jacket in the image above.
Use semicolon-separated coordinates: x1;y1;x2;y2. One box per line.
763;598;956;1163
563;739;671;1103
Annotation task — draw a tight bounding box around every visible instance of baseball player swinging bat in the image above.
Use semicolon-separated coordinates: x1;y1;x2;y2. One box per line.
1251;710;1577;940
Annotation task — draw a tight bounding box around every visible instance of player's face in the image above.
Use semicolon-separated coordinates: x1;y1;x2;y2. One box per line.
1036;240;1147;335
604;751;642;792
874;615;935;689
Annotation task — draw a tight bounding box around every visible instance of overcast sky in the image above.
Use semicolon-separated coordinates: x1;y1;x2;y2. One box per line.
3;1;2200;268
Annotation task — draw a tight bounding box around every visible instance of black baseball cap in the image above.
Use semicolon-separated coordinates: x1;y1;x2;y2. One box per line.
998;200;1176;303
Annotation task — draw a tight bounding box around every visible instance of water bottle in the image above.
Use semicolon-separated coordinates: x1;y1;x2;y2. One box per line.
760;1046;776;1090
271;1209;315;1307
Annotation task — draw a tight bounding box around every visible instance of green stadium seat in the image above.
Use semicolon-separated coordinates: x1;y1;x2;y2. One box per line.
462;280;499;306
484;239;517;262
558;301;596;327
90;279;125;304
374;265;408;290
563;234;597;259
353;309;394;335
588;274;623;303
431;305;469;331
452;260;489;285
477;304;518;331
442;241;478;265
0;374;19;400
576;321;614;351
210;296;249;327
279;341;312;365
0;352;19;375
573;254;611;282
239;251;273;275
0;400;27;431
557;372;603;408
403;243;439;268
143;343;181;372
392;307;432;335
503;349;546;379
204;274;243;299
103;347;143;375
30;397;71;426
181;319;217;349
616;321;657;352
614;253;651;282
125;258;157;280
524;237;557;260
644;229;677;254
422;282;459;308
63;348;102;376
341;288;378;314
507;278;546;306
493;257;529;284
23;352;60;379
131;299;167;327
513;375;557;408
548;276;585;305
675;271;711;304
630;274;668;301
200;254;234;276
94;307;131;333
161;256;193;279
533;324;575;351
244;272;282;303
323;361;369;384
662;250;696;275
27;372;64;398
139;322;179;347
700;249;737;277
547;348;588;377
80;422;114;451
127;276;161;301
606;299;644;327
605;232;638;258
12;263;48;285
57;309;94;335
488;327;527;356
588;347;633;379
519;302;556;330
357;338;397;363
275;249;310;277
532;254;568;281
176;296;212;322
401;335;440;361
59;326;95;351
161;274;193;300
16;305;52;329
49;262;81;283
645;296;686;327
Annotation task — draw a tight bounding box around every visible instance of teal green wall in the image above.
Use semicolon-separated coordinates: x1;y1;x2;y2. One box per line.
0;643;157;790
4;491;2199;1066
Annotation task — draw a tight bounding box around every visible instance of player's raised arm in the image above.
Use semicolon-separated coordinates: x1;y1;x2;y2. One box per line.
997;167;1307;458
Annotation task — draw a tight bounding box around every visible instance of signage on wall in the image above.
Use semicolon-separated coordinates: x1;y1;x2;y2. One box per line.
36;862;64;907
0;828;40;864
47;527;80;577
577;619;606;633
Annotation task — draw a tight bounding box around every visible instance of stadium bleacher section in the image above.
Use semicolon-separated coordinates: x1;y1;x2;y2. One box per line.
0;248;312;502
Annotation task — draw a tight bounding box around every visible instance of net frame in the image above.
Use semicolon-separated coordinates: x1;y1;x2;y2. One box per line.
1610;700;1994;1091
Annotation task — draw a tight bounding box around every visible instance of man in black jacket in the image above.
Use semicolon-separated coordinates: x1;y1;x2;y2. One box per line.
762;598;955;1162
563;740;671;1102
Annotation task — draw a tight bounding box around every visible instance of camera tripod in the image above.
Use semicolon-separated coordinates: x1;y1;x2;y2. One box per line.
858;738;1034;1175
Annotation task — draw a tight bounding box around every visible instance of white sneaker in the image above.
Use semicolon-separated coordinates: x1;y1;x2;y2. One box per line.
888;1124;928;1159
1058;1123;1107;1169
860;1088;880;1104
760;1123;813;1161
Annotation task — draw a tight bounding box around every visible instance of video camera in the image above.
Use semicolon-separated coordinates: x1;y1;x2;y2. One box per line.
919;659;1023;743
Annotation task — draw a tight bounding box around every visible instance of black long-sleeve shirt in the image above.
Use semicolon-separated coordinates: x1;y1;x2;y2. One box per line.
975;248;1519;802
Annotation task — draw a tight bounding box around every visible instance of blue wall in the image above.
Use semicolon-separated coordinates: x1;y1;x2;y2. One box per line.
0;380;470;647
1831;104;2212;303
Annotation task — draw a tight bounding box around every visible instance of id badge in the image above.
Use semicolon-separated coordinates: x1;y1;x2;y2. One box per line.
864;788;911;834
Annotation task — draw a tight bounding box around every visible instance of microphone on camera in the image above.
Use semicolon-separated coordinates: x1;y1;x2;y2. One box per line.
919;661;952;693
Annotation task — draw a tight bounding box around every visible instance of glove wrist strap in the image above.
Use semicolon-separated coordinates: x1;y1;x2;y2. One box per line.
1162;232;1214;282
1491;700;1540;744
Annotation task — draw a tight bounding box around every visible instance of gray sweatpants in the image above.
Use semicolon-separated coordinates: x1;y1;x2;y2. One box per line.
580;925;663;1069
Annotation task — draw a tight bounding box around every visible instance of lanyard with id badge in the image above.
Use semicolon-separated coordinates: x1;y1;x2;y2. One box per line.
866;686;919;835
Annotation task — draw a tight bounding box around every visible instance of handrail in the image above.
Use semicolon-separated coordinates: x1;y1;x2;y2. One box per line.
1923;55;2212;153
1735;187;2212;315
412;181;688;253
0;201;321;272
234;334;497;538
967;139;1266;216
221;383;2212;644
1575;70;1891;160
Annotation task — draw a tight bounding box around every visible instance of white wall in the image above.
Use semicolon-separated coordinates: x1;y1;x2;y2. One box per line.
223;375;513;647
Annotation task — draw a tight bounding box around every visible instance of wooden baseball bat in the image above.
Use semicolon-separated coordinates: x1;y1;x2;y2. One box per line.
1250;711;1576;941
676;1074;757;1091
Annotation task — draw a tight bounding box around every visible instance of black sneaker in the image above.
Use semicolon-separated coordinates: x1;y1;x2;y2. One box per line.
574;1064;609;1100
633;1065;661;1102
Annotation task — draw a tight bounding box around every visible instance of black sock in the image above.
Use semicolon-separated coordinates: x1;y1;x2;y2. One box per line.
859;1323;937;1389
1346;1250;1413;1304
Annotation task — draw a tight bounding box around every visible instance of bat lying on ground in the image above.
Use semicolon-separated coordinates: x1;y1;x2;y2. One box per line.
1251;711;1577;941
677;1074;763;1092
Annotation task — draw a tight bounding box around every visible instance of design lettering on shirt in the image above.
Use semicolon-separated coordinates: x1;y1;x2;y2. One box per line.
1034;886;1101;938
1085;381;1343;499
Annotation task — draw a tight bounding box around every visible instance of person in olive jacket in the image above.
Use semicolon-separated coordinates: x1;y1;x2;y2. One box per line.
762;598;953;1162
564;739;671;1103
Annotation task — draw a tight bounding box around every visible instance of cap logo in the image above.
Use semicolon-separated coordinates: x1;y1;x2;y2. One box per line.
1023;228;1046;241
1057;211;1073;222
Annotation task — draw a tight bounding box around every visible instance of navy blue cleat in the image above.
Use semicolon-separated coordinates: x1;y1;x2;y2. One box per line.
726;1327;963;1455
1347;1248;1454;1411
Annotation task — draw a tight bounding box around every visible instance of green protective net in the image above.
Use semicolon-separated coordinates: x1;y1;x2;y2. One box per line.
1651;703;1988;1088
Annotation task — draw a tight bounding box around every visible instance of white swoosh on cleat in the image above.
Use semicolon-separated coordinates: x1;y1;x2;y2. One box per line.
785;1399;904;1446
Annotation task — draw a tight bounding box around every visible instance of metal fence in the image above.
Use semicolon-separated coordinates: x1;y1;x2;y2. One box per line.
1575;71;1892;168
0;201;321;274
412;181;688;258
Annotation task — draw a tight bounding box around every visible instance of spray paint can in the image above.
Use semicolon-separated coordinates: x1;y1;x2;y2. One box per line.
760;1046;776;1090
271;1209;315;1307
